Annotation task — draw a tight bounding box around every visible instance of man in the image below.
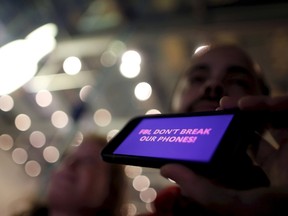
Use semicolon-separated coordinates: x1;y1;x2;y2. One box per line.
147;44;288;215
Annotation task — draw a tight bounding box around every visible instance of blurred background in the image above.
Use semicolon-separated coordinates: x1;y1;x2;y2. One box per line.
1;0;288;215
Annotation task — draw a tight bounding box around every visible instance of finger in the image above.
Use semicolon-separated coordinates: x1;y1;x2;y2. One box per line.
237;96;270;110
267;95;288;111
219;96;241;109
220;95;288;114
235;96;288;131
238;95;288;111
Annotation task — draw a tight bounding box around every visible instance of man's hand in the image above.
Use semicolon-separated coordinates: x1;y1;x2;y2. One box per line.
219;95;288;185
157;95;288;216
160;163;288;216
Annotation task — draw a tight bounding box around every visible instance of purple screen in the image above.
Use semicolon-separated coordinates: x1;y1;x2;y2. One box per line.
114;114;234;162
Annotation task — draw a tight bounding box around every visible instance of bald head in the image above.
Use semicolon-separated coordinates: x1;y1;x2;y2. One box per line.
171;44;269;113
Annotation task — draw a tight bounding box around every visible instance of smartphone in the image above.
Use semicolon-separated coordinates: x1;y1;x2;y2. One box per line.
101;110;261;177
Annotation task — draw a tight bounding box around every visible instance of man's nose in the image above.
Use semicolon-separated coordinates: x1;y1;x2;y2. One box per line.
203;80;224;99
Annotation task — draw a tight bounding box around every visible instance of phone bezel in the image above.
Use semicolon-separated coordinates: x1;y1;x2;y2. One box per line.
101;109;254;177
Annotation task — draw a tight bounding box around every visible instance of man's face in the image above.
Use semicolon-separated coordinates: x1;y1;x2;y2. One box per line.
172;46;263;113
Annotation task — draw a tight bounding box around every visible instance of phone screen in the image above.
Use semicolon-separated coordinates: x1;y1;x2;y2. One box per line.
113;114;234;162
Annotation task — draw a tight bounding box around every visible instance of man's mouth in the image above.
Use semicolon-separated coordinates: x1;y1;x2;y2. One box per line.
188;100;219;112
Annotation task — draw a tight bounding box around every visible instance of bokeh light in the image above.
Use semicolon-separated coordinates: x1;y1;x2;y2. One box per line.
139;188;157;203
134;82;152;101
15;114;31;131
25;160;41;177
63;56;82;75
125;165;142;179
0;134;14;150
12;148;28;164
29;131;46;148
0;95;14;111
93;109;112;127
51;110;69;128
43;146;60;163
106;129;119;141
35;90;53;107
132;175;150;192
79;85;93;102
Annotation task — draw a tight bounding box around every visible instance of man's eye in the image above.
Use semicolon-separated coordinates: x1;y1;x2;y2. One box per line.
188;75;206;84
227;78;250;88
